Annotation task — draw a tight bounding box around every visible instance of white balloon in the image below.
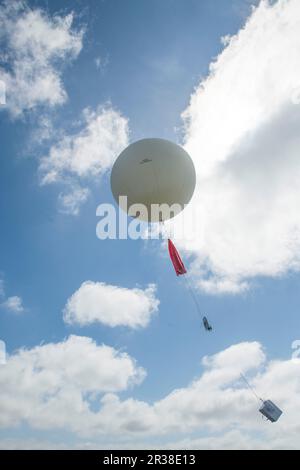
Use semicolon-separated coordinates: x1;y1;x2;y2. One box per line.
111;138;196;222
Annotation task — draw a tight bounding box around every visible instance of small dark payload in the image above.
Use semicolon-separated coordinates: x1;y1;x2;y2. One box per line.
203;316;212;331
259;400;283;423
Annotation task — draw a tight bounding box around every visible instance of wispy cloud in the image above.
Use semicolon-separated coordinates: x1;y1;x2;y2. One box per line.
58;185;90;216
94;55;109;72
0;278;25;314
1;296;24;314
0;0;84;117
39;105;129;214
0;2;129;216
40;106;128;183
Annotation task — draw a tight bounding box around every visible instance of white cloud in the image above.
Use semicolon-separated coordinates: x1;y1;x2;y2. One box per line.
63;281;159;328
172;0;300;293
0;432;268;450
0;335;145;430
1;340;300;449
0;1;83;117
162;431;267;450
69;341;300;447
30;115;55;145
40;106;129;183
1;296;24;314
0;278;25;313
0;2;128;216
0;438;69;450
39;105;129;214
58;185;90;216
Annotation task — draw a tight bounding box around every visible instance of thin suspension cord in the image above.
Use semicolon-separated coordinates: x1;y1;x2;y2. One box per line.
183;275;203;320
240;373;263;403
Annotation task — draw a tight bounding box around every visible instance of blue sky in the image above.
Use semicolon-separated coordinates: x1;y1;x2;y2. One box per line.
1;0;300;450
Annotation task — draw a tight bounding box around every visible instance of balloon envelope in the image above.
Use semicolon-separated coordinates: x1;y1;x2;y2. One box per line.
110;138;196;222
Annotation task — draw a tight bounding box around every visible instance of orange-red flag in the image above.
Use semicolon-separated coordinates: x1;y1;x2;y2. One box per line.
168;239;187;276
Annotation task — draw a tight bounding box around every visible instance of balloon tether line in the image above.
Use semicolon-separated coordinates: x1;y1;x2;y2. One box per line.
240;373;263;403
182;274;203;321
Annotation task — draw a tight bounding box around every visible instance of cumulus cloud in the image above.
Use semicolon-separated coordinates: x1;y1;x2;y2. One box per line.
0;1;83;117
70;342;300;448
1;340;300;449
0;335;145;430
171;0;300;293
63;281;159;328
39;105;129;214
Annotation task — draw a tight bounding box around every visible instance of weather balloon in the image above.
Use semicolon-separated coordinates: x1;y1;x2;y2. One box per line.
110;138;196;222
